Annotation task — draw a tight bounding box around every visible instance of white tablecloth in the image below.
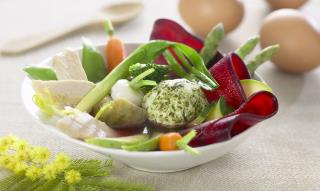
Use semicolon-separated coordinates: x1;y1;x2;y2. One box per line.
1;0;320;190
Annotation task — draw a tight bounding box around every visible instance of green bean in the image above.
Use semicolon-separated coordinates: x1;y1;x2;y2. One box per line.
24;66;57;81
200;23;224;65
235;36;260;59
247;44;280;75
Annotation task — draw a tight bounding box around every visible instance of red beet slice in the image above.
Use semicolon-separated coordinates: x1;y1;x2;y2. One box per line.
230;53;251;80
203;53;247;109
150;19;203;51
150;18;223;65
184;91;278;147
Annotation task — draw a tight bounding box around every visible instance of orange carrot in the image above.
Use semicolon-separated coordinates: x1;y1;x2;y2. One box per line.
106;37;125;71
103;19;126;72
159;133;182;151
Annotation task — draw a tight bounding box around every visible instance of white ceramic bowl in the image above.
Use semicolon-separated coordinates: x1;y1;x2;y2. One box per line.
22;43;261;173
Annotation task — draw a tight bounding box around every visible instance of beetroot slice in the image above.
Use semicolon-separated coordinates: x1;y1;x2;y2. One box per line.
203;53;247;109
184;91;278;147
150;18;223;65
230;53;251;80
150;19;203;51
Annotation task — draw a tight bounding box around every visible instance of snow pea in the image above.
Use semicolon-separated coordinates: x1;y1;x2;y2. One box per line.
24;66;57;81
82;38;108;83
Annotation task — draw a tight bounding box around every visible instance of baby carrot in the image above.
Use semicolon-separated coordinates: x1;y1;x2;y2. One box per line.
159;133;182;151
104;19;126;72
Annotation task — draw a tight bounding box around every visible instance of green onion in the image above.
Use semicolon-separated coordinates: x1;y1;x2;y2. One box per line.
176;130;200;155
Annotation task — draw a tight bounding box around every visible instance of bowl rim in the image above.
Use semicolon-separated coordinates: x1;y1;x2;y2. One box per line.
21;42;262;157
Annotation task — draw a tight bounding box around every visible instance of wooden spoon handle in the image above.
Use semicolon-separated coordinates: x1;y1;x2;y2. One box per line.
0;20;99;55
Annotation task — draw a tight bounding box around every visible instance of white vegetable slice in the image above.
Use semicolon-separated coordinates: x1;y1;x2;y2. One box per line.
52;48;88;81
32;80;95;106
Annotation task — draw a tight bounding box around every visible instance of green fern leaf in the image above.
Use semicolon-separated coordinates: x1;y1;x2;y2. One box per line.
0;174;24;191
8;177;33;191
79;177;155;191
68;160;112;177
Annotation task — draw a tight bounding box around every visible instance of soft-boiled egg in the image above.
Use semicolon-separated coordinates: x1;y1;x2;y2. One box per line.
260;9;320;73
178;0;244;36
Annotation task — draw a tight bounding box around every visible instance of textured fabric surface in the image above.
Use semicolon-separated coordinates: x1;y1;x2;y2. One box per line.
1;0;320;190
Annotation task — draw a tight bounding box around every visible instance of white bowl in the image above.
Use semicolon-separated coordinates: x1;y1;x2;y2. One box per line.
22;43;261;173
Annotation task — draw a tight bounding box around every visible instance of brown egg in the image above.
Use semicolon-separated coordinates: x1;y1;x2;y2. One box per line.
266;0;308;9
178;0;244;36
260;9;320;73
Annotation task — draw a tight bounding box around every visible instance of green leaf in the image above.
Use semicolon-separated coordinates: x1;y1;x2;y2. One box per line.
33;179;61;191
8;178;33;191
79;177;155;191
219;96;234;115
0;175;24;191
68;160;112;177
51;181;70;191
24;66;57;81
103;18;114;37
200;23;224;65
26;179;47;191
82;37;108;83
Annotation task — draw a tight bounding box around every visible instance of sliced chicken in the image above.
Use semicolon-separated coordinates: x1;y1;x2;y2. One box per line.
52;48;88;81
32;80;95;106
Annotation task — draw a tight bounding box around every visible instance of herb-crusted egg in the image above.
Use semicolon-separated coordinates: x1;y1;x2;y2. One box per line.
142;79;208;129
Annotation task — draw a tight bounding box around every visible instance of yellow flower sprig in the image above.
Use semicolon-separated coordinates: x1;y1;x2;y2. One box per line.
0;135;154;191
0;135;79;185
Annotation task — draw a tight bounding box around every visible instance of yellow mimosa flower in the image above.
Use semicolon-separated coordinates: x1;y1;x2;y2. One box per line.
42;163;58;180
30;146;51;164
13;162;28;174
65;170;81;184
53;153;70;171
13;139;29;152
25;165;42;181
14;150;29;162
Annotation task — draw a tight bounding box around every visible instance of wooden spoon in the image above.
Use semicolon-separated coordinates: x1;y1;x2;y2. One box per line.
0;2;144;55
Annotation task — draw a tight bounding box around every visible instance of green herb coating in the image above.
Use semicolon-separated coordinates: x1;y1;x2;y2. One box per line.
143;79;208;128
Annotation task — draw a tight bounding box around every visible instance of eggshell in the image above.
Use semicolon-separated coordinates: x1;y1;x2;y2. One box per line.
178;0;244;36
260;9;320;73
266;0;308;9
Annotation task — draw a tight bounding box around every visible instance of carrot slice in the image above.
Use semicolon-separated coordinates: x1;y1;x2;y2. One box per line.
159;133;182;151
